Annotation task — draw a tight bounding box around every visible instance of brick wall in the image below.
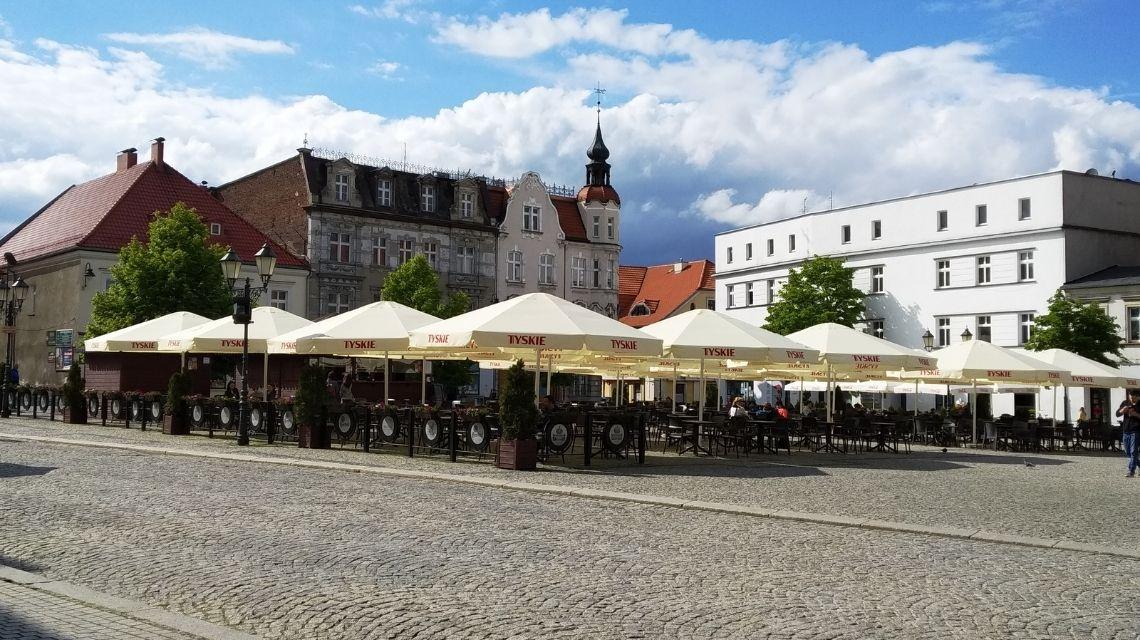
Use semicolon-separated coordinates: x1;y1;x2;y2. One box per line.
216;157;310;260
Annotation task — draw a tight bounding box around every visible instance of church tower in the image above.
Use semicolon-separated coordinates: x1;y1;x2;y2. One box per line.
577;117;621;245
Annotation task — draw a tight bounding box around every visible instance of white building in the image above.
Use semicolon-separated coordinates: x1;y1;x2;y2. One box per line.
714;170;1140;418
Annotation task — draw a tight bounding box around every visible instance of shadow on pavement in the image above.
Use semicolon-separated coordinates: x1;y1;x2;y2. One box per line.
0;463;56;478
0;602;64;640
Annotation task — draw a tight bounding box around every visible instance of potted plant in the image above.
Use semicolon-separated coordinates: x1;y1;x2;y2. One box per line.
163;372;192;435
61;362;87;424
295;364;330;449
495;360;538;470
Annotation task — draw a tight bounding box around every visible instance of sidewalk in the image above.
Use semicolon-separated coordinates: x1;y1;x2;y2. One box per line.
0;565;255;640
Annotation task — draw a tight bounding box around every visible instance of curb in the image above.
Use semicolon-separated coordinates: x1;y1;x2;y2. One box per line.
7;432;1139;561
0;564;257;640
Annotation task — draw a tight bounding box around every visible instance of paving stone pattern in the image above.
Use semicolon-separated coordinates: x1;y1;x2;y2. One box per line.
0;580;204;640
1;437;1139;639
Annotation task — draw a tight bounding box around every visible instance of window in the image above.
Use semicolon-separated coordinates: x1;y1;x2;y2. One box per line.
727;247;734;264
270;290;288;310
592;216;600;238
631;303;651;317
1018;250;1034;281
607;260;615;289
870;320;884;339
334;173;349;202
422;240;438;268
1020;313;1035;345
1019;198;1031;221
507;250;522;282
788;234;796;252
210;223;221;236
572;256;586;287
706;298;715;310
455;246;475;274
607;217;614;240
326;291;350;315
976;256;991;284
745;243;753;260
976;315;992;342
936;260;951;288
976;204;987;226
539;253;554;285
745;282;755;306
727;284;736;308
870;266;884;294
766;279;775;304
937;317;950;347
398;239;414;265
766;239;774;256
421;185;435;212
377;179;392;207
871;220;881;240
1129;307;1140;342
523;205;541;231
372;237;386;267
592;259;600;288
329;232;350;263
937;210;948;231
841;225;851;244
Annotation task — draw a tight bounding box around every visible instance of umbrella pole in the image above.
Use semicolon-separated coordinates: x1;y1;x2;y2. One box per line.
263;353;268;400
972;380;978;447
698;357;705;419
671;363;677;412
421;357;426;405
914;380;918;418
826;364;833;423
799;376;804;415
534;348;541;408
383;352;390;405
1052;385;1057;422
180;351;186;371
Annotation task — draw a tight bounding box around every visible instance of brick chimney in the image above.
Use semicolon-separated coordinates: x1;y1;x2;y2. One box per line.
116;148;137;173
150;137;165;170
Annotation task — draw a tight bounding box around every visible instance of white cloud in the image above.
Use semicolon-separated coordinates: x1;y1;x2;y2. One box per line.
366;59;402;78
103;27;294;69
0;14;12;39
349;1;427;24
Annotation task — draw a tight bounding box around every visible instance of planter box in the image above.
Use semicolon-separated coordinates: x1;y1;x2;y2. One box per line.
62;405;87;425
495;438;537;470
298;422;331;449
162;412;189;435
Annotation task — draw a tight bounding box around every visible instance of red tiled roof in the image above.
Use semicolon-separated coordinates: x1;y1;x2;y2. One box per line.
552;196;589;242
618;259;716;327
0;161;305;268
577;184;621;206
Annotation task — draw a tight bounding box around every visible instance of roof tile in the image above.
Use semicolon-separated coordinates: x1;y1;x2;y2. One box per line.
618;259;716;327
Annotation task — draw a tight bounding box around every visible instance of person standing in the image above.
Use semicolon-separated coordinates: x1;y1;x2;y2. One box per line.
1115;389;1140;477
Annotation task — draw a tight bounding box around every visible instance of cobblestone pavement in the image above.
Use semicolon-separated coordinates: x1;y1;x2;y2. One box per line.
2;437;1139;639
1;417;1136;546
0;579;205;639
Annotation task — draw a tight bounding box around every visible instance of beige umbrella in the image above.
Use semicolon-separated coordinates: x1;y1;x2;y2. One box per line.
85;311;211;352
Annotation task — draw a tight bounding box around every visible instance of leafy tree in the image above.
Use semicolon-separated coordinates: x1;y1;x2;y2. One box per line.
381;254;473;399
86;203;230;337
763;255;866;335
498;359;537;440
1025;291;1123;365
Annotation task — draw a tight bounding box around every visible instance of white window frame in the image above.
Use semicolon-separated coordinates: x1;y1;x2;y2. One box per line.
572;256;586;288
422;240;438;269
335;173;350;202
606;259;615;290
377;179;392;207
1018;250;1034;281
592;216;600;238
870;320;885;339
937;317;950;347
607;217;614;240
745;281;755;306
788;234;796;252
421;185;435;212
1020;313;1035;345
523;205;541;232
937;209;948;231
936;260;951;288
745;243;753;260
372;237;386;267
461;192;473;218
326;291;350;315
210;223;222;236
870;266;884;294
398;239;414;265
1129;306;1140;342
841;225;851;244
976;256;991;285
976;315;992;343
975;204;987;226
1019;197;1031;221
269;289;288;310
871;220;881;240
727;247;734;264
507;250;523;282
329;232;350;264
727;284;737;308
539;253;554;285
766;279;775;304
457;246;476;275
766;239;774;256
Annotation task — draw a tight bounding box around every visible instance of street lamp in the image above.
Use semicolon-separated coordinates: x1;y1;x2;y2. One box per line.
921;329;934;352
960;327;973;342
220;243;277;446
0;273;28;417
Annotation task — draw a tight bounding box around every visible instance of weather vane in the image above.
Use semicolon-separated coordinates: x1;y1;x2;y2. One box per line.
593;83;606;116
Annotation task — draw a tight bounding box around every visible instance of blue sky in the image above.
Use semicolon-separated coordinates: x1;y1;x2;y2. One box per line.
1;1;1139;263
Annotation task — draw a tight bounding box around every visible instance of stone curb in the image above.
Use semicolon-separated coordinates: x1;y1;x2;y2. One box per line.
7;432;1140;561
0;565;257;640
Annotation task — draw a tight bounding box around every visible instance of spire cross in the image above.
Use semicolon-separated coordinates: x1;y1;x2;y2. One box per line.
593;83;606;117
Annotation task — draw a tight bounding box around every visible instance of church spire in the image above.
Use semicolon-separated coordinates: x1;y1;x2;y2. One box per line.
585;84;611;186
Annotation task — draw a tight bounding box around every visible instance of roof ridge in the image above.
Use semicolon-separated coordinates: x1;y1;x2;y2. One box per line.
216;153;303;189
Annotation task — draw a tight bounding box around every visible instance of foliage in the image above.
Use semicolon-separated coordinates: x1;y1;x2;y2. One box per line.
433;360;474;401
380;254;469;319
86;202;231;337
1024;291;1123;365
763;255;866;335
62;362;85;415
498;360;537;440
164;371;192;415
293;363;327;427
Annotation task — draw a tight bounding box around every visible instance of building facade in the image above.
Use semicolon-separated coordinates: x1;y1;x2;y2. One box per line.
714;170;1140;416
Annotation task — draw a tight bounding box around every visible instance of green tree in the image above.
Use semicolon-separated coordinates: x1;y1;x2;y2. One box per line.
86;203;230;337
1025;291;1122;365
498;359;537;440
381;254;473;399
763;255;866;335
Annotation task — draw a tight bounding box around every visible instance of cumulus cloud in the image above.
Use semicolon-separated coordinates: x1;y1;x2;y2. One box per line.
366;59;402;78
103;27;294;68
349;1;428;24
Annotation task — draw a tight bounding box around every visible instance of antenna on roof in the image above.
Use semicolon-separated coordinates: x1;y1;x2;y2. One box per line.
801;197;808;215
593;83;606;122
302;132;309;147
828;191;833;210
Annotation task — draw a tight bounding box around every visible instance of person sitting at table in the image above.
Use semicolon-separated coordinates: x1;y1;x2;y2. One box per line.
539;395;555;414
775;400;789;420
728;396;746;418
753;402;773;420
852;403;867;416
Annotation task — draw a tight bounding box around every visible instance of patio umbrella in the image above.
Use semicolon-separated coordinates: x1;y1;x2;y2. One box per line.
787;323;935;422
408;293;662;404
84;311;211;352
1012;347;1128;423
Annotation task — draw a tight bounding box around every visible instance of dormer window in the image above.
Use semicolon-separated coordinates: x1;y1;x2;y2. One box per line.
377;179;392;207
421;185;435;212
630;302;651;317
523;205;541;232
461;192;473;218
210;223;222;236
334;173;350;202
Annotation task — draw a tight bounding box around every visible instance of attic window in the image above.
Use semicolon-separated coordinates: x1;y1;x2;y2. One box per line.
631;303;651;317
210;223;222;235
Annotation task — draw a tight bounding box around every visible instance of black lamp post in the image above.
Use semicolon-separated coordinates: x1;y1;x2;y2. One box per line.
0;274;28;418
220;243;277;446
921;329;934;352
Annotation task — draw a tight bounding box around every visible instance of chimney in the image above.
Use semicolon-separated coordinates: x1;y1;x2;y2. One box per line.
673;259;685;273
150;137;165;170
116;148;137;173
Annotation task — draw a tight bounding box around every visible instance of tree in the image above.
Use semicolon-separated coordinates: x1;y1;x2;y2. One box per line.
1025;291;1122;365
763;255;866;335
381;254;473;399
498;359;537;440
86;203;230;337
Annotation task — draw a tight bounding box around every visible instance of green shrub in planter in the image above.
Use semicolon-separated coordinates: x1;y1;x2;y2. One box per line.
163;371;192;434
496;360;537;470
62;362;87;424
295;363;329;448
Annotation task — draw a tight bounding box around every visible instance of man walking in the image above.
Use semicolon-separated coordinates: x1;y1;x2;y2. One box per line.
1115;389;1140;477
